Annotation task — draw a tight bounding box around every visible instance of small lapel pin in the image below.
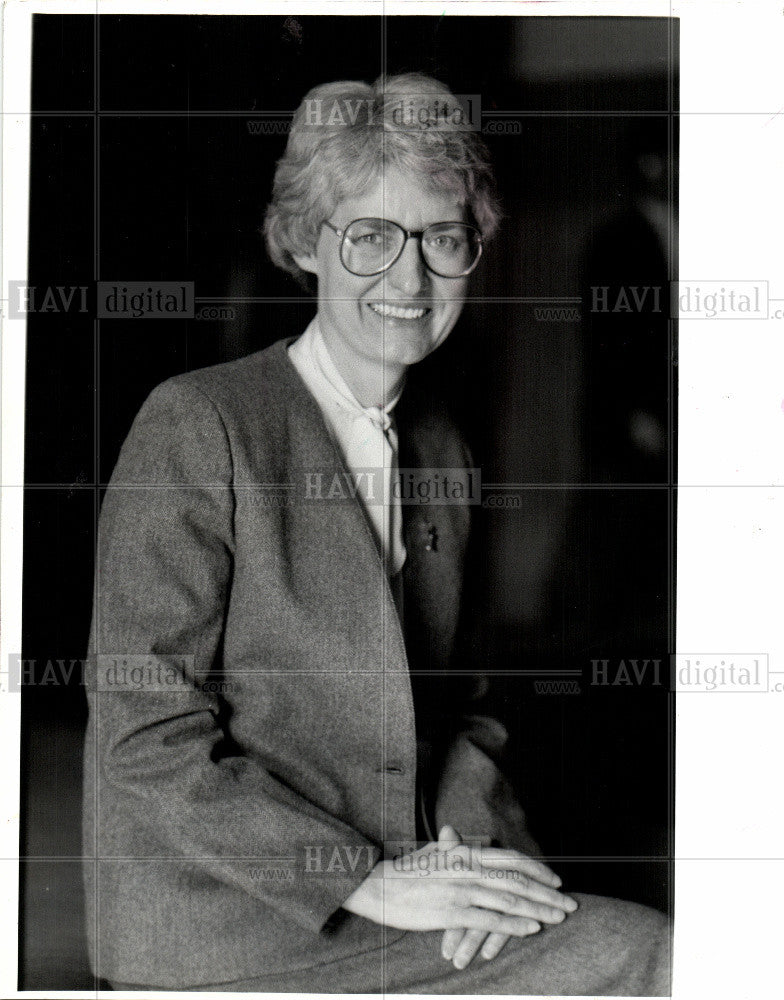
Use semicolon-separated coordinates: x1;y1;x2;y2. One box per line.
425;525;438;552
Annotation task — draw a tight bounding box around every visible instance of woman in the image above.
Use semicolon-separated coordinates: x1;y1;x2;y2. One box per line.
84;73;670;994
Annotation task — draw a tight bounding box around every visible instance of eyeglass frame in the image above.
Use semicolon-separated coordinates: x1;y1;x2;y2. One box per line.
321;217;483;279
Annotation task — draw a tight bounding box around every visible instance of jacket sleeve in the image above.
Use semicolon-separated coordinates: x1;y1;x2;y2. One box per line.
87;378;381;935
432;433;542;857
433;710;542;857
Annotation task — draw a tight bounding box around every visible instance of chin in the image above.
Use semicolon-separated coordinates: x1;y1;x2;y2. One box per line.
384;341;439;370
382;326;453;364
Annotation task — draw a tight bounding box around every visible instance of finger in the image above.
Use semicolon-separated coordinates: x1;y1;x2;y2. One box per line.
439;845;574;913
451;928;488;970
460;907;541;938
466;883;569;925
480;870;578;913
441;927;464;961
481;932;511;960
469;847;563;887
467;845;562;886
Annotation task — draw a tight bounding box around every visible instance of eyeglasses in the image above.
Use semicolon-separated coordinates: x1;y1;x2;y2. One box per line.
322;217;483;279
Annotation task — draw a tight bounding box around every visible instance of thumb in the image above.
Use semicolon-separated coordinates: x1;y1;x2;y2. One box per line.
438;824;462;849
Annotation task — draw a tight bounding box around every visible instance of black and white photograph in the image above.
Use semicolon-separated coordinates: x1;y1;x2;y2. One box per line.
1;2;782;998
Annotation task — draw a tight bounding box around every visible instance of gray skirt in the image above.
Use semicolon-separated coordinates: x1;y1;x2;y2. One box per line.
111;891;671;995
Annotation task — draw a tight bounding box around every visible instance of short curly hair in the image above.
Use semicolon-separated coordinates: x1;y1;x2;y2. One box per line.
264;73;501;289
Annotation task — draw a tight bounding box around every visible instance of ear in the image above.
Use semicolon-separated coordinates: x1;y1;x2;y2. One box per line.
292;251;319;275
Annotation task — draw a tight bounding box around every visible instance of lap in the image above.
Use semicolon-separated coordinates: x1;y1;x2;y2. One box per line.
113;893;671;996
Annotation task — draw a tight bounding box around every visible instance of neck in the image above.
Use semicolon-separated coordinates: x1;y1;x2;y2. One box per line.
321;334;406;409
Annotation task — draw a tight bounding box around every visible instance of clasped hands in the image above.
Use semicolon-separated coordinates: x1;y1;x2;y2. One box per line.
342;824;577;970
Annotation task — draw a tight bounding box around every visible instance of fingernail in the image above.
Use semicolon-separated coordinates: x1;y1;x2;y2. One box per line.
529;921;542;933
565;897;578;912
453;958;467;970
481;948;494;960
552;875;562;887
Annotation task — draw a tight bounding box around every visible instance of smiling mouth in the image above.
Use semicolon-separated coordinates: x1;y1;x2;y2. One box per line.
367;302;431;320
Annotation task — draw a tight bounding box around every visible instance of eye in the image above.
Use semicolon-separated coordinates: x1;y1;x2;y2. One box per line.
356;232;386;246
427;233;460;252
347;226;395;250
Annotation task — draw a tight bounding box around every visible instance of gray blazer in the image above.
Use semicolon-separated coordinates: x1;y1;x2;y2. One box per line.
83;336;537;987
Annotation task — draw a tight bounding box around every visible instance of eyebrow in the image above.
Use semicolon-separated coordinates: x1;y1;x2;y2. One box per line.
334;214;468;228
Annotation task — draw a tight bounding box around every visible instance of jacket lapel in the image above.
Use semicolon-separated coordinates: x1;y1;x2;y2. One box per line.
273;338;410;671
268;338;468;679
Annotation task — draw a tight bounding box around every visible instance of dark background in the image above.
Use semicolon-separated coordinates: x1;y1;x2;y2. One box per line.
20;14;678;989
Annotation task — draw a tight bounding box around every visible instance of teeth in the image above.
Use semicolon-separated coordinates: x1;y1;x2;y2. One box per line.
369;302;428;320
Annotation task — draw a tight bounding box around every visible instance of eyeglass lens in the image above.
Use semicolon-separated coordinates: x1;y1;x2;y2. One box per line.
340;218;480;277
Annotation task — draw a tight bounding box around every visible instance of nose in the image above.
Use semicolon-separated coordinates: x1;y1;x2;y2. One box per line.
386;235;428;296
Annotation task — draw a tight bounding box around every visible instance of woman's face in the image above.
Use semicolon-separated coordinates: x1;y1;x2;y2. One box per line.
294;166;471;383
